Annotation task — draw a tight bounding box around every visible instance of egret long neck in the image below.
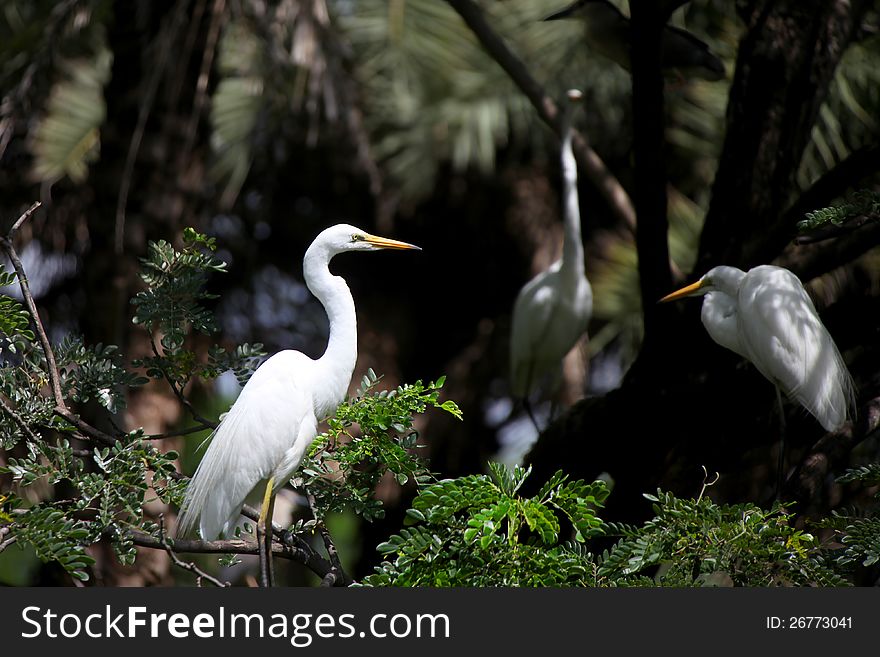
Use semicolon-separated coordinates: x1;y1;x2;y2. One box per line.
560;130;585;281
303;245;358;414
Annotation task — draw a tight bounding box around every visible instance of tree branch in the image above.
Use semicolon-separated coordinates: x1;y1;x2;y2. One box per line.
788;396;880;509
776;218;880;282
240;502;342;584
782;142;880;240
150;336;219;430
1;203;63;406
158;514;230;587
444;0;637;234
128;519;336;583
792;213;879;246
0;395;43;444
307;491;351;587
143;422;217;440
629;0;673;349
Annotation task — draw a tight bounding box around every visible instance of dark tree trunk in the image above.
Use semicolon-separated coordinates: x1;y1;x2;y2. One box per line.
698;0;870;271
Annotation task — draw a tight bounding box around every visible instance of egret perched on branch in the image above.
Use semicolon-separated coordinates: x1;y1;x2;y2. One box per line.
543;0;725;82
178;224;419;585
660;265;855;495
510;89;592;426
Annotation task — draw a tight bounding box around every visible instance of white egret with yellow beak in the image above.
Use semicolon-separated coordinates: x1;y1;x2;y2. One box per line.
178;224;420;585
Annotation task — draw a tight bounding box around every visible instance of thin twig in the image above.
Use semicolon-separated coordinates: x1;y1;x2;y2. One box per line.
53;406;118;446
445;0;637;234
0;534;16;554
144;423;217;440
7;201;41;237
158;514;230;587
307;491;350;587
0;395;43;444
150;337;219;429
0;221;63;407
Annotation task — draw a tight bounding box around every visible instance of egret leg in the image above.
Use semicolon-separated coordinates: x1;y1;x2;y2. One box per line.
256;476;276;587
774;387;787;502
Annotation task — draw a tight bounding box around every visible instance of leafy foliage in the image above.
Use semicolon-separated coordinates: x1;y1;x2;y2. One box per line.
797;190;880;232
300;370;461;522
1;435;183;578
0;265;34;354
131;228;227;352
599;491;847;587
0;227;267;581
361;465;608;586
0;225;459;584
55;337;148;414
816;465;880;572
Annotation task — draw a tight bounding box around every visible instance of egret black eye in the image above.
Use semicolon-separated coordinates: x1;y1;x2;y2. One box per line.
351;234;365;242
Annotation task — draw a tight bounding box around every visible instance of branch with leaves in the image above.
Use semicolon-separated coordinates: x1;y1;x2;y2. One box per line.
0;209;460;586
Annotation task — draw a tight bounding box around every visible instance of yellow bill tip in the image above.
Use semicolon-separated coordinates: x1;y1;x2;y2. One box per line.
364;234;421;251
659;279;706;303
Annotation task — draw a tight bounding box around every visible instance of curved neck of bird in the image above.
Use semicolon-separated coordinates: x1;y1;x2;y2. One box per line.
560;119;585;281
303;244;358;384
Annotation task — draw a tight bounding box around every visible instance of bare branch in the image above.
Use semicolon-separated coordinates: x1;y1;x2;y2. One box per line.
307;491;351;587
54;406;119;447
7;201;41;238
158;514;230;587
445;0;637;234
1;217;64;409
128;524;335;582
150;336;219;430
0;533;16;554
144;423;217;440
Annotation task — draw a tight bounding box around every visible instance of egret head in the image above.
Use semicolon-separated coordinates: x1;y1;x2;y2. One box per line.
659;266;745;303
315;223;421;255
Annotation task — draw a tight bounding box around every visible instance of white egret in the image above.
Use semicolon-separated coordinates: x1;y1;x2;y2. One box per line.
177;224;419;585
544;0;725;82
509;89;593;425
660;264;855;495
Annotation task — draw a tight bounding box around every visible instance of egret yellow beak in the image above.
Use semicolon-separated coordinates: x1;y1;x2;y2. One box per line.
364;234;421;251
659;279;707;303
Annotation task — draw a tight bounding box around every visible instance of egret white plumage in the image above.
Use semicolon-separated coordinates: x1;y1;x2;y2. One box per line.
660;265;855;495
177;224;419;584
544;0;725;82
509;89;592;424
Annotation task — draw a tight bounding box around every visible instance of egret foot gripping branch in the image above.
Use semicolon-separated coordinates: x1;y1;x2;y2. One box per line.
20;606;450;646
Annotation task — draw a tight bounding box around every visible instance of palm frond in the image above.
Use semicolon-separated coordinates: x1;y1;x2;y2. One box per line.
209;19;265;208
29;34;111;185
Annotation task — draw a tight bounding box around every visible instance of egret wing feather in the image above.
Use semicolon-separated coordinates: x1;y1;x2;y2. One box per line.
737;266;854;432
178;350;317;539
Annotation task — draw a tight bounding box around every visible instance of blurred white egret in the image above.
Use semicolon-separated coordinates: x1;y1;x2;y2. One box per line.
509;89;593;425
177;224;419;584
660;265;855;494
544;0;725;82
